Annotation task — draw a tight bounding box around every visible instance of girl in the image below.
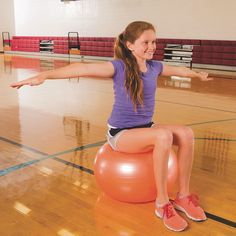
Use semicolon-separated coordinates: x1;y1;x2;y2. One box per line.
11;21;211;232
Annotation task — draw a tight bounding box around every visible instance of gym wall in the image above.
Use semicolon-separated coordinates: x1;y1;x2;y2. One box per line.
12;0;236;40
0;0;15;51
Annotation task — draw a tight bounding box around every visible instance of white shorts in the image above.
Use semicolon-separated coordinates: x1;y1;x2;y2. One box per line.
106;129;127;151
106;122;154;151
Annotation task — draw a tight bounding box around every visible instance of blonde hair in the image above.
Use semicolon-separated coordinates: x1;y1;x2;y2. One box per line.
114;21;156;110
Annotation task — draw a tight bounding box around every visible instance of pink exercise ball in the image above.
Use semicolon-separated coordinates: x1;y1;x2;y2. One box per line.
94;143;178;203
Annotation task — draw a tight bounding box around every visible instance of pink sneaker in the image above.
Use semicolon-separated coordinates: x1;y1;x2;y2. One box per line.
172;194;207;221
155;202;188;232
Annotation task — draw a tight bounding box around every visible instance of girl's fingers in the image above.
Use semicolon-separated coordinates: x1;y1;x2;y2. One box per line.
11;80;33;88
10;84;20;88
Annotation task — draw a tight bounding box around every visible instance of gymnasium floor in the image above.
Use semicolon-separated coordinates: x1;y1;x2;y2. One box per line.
0;54;235;236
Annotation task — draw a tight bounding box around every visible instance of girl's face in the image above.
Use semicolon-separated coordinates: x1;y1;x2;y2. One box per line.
127;29;157;62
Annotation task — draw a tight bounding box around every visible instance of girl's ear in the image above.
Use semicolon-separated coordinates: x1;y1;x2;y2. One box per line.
126;41;134;51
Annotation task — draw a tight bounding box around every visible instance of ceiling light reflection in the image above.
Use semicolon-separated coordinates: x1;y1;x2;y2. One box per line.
14;201;31;215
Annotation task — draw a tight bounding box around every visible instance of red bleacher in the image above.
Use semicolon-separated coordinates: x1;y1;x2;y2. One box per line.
80;38;114;57
7;35;236;68
192;42;236;66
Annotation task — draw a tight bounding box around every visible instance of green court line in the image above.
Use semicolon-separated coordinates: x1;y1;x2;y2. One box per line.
0;136;235;229
195;137;236;141
1;115;236;177
157;99;236;114
186;118;236;126
0;140;106;177
1;116;236;177
0;136;47;155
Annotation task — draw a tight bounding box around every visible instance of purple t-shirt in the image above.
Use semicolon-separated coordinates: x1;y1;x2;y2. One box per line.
108;59;163;128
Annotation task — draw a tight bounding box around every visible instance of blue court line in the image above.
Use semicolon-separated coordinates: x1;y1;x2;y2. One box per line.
1;116;236;177
53;157;94;175
1;134;235;179
0;136;47;156
0;136;235;228
0;139;105;177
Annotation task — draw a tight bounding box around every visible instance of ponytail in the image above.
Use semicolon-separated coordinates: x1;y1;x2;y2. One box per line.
114;21;155;110
114;32;143;111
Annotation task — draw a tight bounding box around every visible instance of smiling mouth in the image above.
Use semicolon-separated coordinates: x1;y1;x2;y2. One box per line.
146;52;154;55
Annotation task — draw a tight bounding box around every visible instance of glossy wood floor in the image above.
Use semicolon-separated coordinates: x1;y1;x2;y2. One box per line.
0;54;235;236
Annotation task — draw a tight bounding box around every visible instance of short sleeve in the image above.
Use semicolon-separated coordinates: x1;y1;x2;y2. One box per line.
149;60;163;76
110;59;125;82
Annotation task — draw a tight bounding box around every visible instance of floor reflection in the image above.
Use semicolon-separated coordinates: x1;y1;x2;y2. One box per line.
3;54;70;73
94;193;162;236
158;74;236;98
0;53;236;235
201;129;230;176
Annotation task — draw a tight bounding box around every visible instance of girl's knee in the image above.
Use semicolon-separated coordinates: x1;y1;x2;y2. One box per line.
181;126;194;143
184;127;194;139
153;128;173;147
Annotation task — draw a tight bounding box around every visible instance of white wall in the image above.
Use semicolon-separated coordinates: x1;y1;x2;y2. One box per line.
0;0;15;51
11;0;236;40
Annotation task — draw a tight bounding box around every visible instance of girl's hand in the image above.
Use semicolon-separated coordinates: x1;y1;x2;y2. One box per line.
198;71;213;81
10;73;47;89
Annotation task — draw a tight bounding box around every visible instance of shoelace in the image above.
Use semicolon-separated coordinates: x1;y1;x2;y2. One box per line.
162;203;175;219
187;194;199;207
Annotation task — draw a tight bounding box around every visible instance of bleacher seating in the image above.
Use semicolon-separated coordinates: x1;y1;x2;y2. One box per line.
11;37;40;52
53;37;69;54
192;42;236;66
6;35;236;68
80;38;114;57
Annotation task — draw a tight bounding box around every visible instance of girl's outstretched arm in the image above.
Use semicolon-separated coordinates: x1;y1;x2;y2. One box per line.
161;64;213;81
10;61;114;89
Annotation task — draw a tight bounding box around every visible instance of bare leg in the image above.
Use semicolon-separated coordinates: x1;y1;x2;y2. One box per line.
116;127;173;205
152;124;195;196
